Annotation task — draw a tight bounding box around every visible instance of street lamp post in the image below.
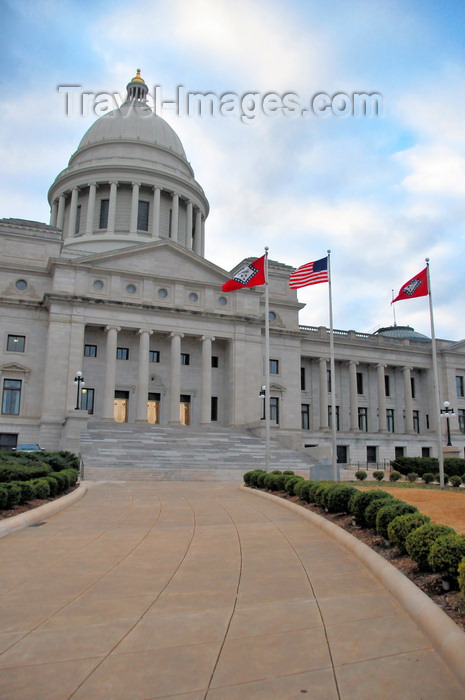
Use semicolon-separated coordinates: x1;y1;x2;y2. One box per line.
440;400;456;447
74;371;85;410
259;385;266;420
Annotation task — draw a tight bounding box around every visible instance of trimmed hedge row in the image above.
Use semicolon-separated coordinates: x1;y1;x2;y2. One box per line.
392;456;465;478
0;468;78;510
243;471;465;596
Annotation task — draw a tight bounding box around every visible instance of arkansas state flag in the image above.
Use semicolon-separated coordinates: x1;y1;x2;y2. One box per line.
222;255;266;292
392;267;429;303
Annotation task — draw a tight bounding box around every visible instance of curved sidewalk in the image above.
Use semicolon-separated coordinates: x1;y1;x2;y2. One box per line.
0;481;464;699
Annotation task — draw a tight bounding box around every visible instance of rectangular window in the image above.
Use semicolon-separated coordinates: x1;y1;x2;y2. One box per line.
301;367;306;391
6;335;25;352
459;409;465;434
270;397;279;424
426;414;430;430
81;387;95;414
386;408;395;433
212;356;219;368
358;407;368;432
395;446;405;459
270;359;279;375
456;376;464;397
384;375;390;396
116;347;129;360
301;404;310;430
99;199;109;229
84;344;97;357
357;372;364;395
137;201;149;231
2;379;21;415
181;353;190;366
168;209;172;238
367;445;377;464
75;204;81;235
211;396;218;421
413;409;420;433
411;377;416;398
422;447;431;458
149;350;160;363
328;405;340;431
327;369;332;393
0;433;17;449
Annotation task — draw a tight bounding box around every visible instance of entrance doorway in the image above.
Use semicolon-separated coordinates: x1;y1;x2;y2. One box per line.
114;390;129;423
147;392;161;424
180;394;191;426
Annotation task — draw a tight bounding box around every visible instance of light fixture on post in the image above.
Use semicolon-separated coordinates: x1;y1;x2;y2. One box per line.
74;371;85;410
440;400;456;447
259;385;266;420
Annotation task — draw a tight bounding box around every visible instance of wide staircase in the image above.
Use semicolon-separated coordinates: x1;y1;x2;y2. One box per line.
79;422;313;481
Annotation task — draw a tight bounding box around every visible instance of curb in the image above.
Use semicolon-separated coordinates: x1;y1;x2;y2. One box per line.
0;481;88;539
242;486;465;690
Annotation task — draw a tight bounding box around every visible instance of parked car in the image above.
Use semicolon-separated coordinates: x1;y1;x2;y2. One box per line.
12;443;44;451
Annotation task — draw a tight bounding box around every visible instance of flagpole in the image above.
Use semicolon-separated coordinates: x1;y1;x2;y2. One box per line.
426;258;445;488
264;247;271;473
327;250;338;481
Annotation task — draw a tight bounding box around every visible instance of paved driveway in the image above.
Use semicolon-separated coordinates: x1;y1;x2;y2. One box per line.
0;481;463;699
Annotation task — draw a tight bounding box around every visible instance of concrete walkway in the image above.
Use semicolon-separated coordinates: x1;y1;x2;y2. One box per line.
0;481;464;699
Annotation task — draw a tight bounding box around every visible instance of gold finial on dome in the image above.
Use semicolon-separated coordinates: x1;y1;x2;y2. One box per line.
131;69;145;83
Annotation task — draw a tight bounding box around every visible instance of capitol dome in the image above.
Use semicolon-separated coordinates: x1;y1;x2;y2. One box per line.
48;71;208;256
373;325;430;342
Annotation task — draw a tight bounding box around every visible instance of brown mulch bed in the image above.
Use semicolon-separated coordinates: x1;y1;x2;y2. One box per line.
278;492;465;632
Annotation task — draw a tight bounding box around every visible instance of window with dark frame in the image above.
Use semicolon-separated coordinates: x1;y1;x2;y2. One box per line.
328;405;340;430
301;404;310;430
357;372;364;395
358;406;368;431
99;199;109;229
81;388;95;414
301;367;306;391
386;408;395;433
411;377;416;398
149;350;160;363
270;359;279;375
6;335;25;352
211;396;218;421
181;353;190;366
413;410;420;433
84;344;97;357
456;375;464;397
384;375;390;396
459;409;465;434
2;379;21;415
327;369;332;393
75;205;81;235
116;347;129;360
137;201;149;231
211;356;219;368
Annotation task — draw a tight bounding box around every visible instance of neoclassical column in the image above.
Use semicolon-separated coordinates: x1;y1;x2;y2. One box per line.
377;363;387;432
152;186;161;237
169;332;184;424
67;187;79;238
201;216;205;257
171;193;179;242
194;209;202;254
186;201;193;249
200;335;215;424
319;357;329;429
130;182;141;234
108;181;118;234
102;325;121;420
50;201;58;227
85;182;97;234
136;329;153;422
403;366;414;433
56;194;66;230
348;360;359;431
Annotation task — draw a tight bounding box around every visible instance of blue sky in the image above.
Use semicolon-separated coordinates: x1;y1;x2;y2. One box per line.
1;0;465;339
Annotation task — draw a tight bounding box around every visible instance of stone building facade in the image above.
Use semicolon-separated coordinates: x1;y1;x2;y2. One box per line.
1;71;464;466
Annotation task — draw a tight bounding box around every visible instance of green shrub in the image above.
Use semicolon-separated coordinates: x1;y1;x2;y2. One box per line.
375;502;418;539
243;470;257;486
41;450;80;472
407;472;419;483
314;483;338;508
326;484;358;514
294;479;309;500
283;470;295;475
428;533;465;582
16;480;35;503
387;512;431;553
372;470;384;482
45;475;59;497
391;456;465;478
247;470;266;488
283;475;304;496
0;462;52;483
5;482;22;508
435;473;449;484
449;475;462;488
458;558;465;599
297;481;321;504
33;478;51;500
355;470;367;481
405;523;456;571
364;497;396;530
63;469;78;487
264;473;286;491
422;472;435;484
389;470;402;482
255;471;269;488
0;485;8;508
348;490;394;527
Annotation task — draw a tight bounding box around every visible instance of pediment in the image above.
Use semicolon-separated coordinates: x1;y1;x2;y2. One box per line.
0;362;31;374
441;339;465;353
73;241;229;286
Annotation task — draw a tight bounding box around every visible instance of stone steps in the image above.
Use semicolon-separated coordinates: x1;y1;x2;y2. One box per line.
79;422;312;481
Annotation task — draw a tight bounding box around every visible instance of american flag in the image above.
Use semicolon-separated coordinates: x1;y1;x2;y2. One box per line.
289;256;329;289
